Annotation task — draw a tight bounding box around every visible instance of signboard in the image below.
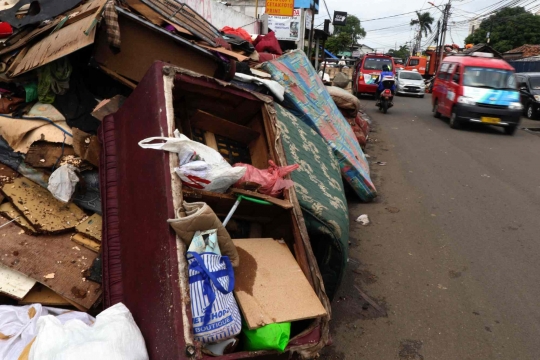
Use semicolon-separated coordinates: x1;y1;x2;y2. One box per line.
304;8;312;29
266;0;294;16
333;11;348;26
268;9;301;41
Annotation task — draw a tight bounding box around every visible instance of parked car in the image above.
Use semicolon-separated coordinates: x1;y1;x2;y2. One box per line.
431;52;522;135
396;70;425;97
352;53;395;97
515;72;540;119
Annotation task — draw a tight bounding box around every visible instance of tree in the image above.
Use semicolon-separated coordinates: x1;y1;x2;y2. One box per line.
388;44;411;59
326;15;366;55
410;11;434;54
464;7;540;53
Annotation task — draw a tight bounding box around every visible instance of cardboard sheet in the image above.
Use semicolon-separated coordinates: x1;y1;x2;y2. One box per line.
1;178;86;233
9;15;98;77
75;214;102;242
232;238;327;329
0;116;73;154
0;264;36;299
0;217;100;309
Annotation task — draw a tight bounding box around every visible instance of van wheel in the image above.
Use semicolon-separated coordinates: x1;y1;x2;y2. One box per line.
433;99;441;118
449;108;461;129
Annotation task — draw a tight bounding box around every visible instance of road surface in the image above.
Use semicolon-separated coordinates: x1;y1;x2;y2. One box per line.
321;94;540;360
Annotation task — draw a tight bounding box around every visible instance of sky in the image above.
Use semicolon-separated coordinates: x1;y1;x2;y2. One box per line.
313;0;540;52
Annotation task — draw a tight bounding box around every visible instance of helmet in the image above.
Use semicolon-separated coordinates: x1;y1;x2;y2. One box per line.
382;65;390;72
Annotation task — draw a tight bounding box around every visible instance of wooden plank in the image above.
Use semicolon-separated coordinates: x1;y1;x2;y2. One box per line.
91;95;126;121
9;15;98;77
19;284;70;306
203;132;218;151
230;188;293;209
72;129;100;167
25;142;76;168
0;217;101;309
191;110;260;145
232;238;327;329
75;214;102;242
0;264;36;300
98;65;137;89
71;233;101;253
0;202;38;234
196;42;250;62
1;178;86;234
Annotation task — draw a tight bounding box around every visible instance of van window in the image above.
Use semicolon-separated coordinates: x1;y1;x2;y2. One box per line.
400;72;423;80
453;66;461;83
463;67;516;90
529;77;540;89
363;57;393;70
409;59;420;66
438;63;449;79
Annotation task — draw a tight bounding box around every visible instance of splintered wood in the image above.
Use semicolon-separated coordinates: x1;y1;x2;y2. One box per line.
0;202;37;234
75;214;102;242
1;178;86;233
232;238;327;329
25;142;76;168
0;217;101;309
71;234;100;253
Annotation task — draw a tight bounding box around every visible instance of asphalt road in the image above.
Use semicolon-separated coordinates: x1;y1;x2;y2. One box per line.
321;94;540;360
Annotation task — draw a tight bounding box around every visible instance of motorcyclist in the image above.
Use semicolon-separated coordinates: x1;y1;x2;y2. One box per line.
375;64;395;105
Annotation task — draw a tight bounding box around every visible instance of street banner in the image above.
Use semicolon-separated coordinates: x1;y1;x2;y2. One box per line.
268;9;301;41
266;0;294;16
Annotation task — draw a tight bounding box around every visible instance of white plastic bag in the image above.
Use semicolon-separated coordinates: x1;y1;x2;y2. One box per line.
139;130;246;193
0;304;94;360
47;165;79;202
29;303;149;360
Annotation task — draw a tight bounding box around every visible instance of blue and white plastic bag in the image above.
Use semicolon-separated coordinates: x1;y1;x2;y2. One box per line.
188;252;242;343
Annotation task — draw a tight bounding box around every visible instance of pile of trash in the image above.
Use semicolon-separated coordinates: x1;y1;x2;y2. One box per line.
0;0;375;358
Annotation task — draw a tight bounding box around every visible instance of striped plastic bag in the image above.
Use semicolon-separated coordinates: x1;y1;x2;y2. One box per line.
187;252;242;343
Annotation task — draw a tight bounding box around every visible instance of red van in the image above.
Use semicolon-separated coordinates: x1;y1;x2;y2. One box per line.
353;53;395;97
432;52;522;135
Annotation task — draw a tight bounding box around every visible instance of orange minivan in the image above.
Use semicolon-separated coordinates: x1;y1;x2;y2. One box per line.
431;52;522;135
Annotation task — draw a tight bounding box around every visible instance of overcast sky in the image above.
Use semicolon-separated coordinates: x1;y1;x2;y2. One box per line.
314;0;540;52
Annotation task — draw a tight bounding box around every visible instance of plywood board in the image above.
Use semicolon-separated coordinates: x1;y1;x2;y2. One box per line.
75;214;102;242
0;217;101;309
0;202;38;234
9;15;97;77
0;264;36;300
71;233;101;253
232;238;327;329
19;284;70;306
25;142;76;168
1;178;86;233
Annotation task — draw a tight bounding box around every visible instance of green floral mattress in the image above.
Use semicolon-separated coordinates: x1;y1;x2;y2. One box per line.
275;103;349;300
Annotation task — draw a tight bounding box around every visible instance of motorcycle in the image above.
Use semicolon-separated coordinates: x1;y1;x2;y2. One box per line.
377;76;396;114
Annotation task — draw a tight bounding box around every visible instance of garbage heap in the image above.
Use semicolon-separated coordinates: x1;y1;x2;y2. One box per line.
0;0;376;359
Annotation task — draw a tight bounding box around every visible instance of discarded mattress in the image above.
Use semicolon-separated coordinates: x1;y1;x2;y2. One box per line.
262;50;377;201
275;103;349;299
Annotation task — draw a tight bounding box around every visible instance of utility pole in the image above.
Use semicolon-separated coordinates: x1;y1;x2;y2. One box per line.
439;2;451;71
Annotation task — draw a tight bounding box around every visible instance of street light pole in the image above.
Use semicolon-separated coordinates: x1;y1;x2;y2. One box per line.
439;3;450;70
